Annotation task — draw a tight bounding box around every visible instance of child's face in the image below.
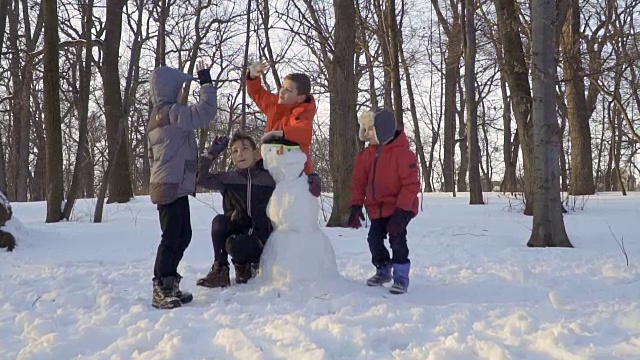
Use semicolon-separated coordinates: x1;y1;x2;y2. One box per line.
363;125;378;145
231;140;257;169
278;80;306;105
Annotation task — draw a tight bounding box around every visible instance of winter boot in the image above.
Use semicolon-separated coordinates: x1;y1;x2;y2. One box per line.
234;263;256;284
174;274;193;304
389;262;410;294
196;263;231;288
152;276;182;309
366;263;392;286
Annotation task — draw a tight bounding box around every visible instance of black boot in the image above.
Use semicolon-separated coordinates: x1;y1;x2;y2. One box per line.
174;274;193;304
234;262;258;284
152;276;182;309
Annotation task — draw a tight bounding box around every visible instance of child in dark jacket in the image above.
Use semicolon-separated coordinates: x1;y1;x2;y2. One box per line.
348;109;420;294
196;133;321;288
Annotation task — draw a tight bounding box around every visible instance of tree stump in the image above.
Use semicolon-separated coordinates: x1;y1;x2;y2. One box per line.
0;191;16;251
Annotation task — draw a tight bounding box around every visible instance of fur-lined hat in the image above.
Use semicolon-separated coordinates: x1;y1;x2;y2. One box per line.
358;108;396;144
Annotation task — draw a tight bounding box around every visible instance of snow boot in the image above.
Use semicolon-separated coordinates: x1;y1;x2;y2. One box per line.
196;263;231;288
152;276;182;309
366;263;392;286
390;262;410;294
234;262;258;284
174;274;193;304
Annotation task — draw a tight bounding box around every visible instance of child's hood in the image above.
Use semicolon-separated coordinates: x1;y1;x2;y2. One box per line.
149;66;194;106
365;129;410;152
289;95;316;115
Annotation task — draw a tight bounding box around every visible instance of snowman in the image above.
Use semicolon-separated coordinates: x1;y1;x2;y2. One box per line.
259;142;339;287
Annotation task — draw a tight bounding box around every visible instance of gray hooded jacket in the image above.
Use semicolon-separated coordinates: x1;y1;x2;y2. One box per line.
147;66;217;205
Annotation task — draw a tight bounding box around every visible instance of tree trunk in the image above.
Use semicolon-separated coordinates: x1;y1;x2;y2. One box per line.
143;0;171;194
0;132;6;195
326;0;357;227
443;22;462;192
241;0;251;130
399;29;428;193
102;0;133;204
260;0;281;89
372;0;392;108
0;0;9;53
495;0;535;215
559;113;569;192
457;85;468;192
83;134;95;198
464;0;483;204
560;0;595;195
62;0;93;220
43;0;64;222
527;0;571;248
386;0;403;128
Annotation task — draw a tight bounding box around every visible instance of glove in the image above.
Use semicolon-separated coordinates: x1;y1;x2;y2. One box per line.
307;173;322;197
261;130;283;144
207;136;229;158
196;60;212;85
347;205;365;229
248;61;269;79
386;209;413;235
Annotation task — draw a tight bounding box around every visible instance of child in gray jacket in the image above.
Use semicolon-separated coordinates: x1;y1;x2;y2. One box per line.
147;61;217;309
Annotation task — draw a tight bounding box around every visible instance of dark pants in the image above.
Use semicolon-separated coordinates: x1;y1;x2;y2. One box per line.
154;196;192;279
211;214;265;266
367;217;410;266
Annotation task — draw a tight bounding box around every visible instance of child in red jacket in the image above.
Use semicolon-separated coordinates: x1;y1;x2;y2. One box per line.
245;61;316;174
348;109;420;294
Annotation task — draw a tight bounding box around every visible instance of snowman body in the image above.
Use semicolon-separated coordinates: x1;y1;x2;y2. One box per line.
259;144;339;286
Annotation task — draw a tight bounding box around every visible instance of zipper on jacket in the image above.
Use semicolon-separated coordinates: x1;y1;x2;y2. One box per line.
371;146;382;200
247;168;253;235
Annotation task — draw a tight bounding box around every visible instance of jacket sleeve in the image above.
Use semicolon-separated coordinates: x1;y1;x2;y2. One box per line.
282;109;313;147
196;155;225;191
395;148;420;213
350;153;367;206
171;83;218;131
246;75;278;116
147;138;154;169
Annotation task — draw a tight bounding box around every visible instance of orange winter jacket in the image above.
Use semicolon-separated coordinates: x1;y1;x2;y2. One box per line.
246;75;316;174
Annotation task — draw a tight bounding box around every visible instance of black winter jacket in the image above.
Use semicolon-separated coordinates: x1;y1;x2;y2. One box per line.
197;156;275;241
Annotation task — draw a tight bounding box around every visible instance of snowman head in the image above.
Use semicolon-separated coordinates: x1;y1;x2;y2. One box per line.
261;141;306;183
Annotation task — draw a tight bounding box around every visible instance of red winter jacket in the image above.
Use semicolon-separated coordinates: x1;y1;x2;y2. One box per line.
350;130;420;220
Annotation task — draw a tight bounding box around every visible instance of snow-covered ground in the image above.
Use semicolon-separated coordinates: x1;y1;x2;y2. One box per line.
1;192;640;359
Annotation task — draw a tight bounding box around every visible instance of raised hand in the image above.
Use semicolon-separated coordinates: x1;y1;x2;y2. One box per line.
196;60;212;85
207;136;229;158
248;61;270;79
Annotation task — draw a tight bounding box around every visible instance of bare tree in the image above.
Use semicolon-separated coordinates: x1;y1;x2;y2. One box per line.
101;0;133;204
527;0;572;248
62;0;94;220
431;0;463;193
560;0;595;195
326;0;358;226
463;0;483;204
43;0;64;222
495;0;535;214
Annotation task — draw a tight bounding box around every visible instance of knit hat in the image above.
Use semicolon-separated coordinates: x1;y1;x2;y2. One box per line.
358;108;396;144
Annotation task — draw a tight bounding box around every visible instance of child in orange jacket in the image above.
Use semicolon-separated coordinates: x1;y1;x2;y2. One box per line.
245;61;316;174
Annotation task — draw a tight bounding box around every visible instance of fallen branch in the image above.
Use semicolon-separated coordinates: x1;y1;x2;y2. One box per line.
608;226;629;266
